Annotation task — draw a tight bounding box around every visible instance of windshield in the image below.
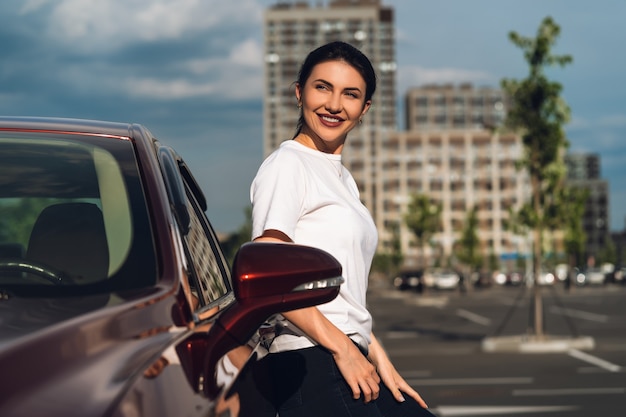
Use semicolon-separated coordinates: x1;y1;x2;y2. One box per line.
0;132;156;296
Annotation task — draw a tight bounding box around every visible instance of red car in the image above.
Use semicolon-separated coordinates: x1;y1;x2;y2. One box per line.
0;116;343;416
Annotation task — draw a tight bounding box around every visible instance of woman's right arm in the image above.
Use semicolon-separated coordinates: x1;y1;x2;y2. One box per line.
254;234;381;403
281;306;381;403
255;230;292;243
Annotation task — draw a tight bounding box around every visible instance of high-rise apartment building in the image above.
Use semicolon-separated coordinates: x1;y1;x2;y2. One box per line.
565;153;609;261
565;152;601;180
263;0;396;227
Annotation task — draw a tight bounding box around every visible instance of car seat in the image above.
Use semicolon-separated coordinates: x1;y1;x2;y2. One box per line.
27;202;109;283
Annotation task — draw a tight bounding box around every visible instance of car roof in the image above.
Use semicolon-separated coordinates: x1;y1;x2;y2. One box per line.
0;116;134;138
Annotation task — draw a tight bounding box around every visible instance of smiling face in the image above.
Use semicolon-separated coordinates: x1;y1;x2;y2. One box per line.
295;60;371;154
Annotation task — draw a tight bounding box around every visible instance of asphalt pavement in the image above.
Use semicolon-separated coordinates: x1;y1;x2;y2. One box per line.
368;279;626;417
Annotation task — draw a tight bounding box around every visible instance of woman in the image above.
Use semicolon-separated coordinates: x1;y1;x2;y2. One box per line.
238;41;434;417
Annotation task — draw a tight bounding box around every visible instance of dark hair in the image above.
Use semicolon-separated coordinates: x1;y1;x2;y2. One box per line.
294;41;377;137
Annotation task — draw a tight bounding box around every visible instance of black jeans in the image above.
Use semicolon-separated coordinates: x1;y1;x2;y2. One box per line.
235;345;437;417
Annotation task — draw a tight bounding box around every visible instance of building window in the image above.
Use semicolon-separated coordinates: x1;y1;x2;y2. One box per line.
430;180;443;191
416;96;428;107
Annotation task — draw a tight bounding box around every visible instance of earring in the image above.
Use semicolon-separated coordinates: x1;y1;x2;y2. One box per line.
297;102;302;109
359;118;363;125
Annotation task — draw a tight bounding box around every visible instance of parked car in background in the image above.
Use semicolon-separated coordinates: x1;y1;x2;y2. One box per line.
555;263;569;282
0;117;343;417
613;266;626;284
537;269;556;286
599;262;616;284
393;269;424;292
470;270;495;288
424;268;461;290
494;270;523;286
575;267;606;286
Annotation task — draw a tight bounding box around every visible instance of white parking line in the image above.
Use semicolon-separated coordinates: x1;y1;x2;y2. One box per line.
407;296;449;308
407;377;533;386
549;306;609;323
578;366;626;374
513;387;626;396
456;309;492;326
401;370;432;378
568;349;622;372
388;346;476;356
432;405;578;416
385;331;420;339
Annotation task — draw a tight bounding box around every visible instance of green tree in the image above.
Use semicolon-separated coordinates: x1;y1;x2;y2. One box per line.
388;222;405;273
561;187;588;270
598;235;617;266
219;206;253;266
371;222;404;277
501;16;572;338
0;198;57;245
542;162;586;270
404;193;442;268
455;206;483;278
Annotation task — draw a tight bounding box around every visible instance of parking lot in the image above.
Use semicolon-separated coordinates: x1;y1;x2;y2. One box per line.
368;281;626;417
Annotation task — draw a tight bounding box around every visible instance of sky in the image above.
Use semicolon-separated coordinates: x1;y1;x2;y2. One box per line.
1;0;625;234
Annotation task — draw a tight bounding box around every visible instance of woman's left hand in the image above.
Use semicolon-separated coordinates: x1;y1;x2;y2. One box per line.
368;333;428;408
376;358;428;408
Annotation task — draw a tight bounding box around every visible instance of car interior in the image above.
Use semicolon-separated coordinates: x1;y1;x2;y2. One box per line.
0;134;155;292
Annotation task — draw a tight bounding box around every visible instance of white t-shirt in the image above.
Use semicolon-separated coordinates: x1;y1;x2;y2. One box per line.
250;140;378;353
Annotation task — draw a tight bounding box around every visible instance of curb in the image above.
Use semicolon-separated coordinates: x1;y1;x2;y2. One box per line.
482;334;595;353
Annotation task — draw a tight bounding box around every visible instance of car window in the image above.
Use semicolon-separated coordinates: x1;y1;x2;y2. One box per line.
181;183;232;314
0;133;157;294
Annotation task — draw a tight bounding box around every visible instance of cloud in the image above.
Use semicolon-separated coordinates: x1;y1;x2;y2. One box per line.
6;1;267;102
19;0;48;14
567;114;626;155
124;78;217;99
120;67;263;100
598;114;626;128
21;0;263;53
115;38;264;100
230;38;264;68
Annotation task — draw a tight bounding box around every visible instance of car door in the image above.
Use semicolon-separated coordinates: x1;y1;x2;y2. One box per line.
178;169;245;416
180;169;233;317
111;153;239;417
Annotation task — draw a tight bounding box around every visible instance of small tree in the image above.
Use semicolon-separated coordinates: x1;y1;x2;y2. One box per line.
404;193;442;268
455;206;483;280
371;222;404;276
598;235;617;266
561;187;588;271
388;221;404;272
501;16;572;338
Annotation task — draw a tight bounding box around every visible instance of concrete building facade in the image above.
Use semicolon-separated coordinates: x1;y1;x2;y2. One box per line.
404;83;508;132
383;129;530;267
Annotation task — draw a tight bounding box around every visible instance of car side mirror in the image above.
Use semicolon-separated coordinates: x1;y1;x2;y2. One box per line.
176;242;343;399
